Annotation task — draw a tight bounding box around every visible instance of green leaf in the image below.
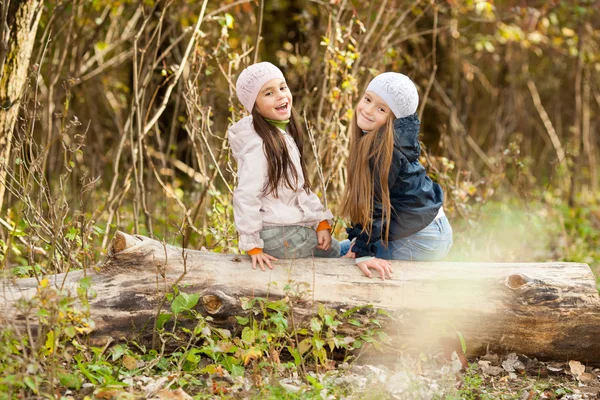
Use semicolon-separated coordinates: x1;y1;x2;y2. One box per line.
64;326;76;338
111;344;126;361
310;318;322;333
75;359;97;385
241;327;255;344
230;364;245;377
186;293;200;309
156;313;172;330
377;309;394;318
66;227;79;241
287;346;302;366
23;376;37;393
306;374;323;389
313;338;324;350
317;304;326;319
79;276;92;291
59;373;82;389
171;293;187;314
225;13;234;29
342;304;372;317
348;319;361;326
457;330;467;354
324;314;335;327
235;316;249;325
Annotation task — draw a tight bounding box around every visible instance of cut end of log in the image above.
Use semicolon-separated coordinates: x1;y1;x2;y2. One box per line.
202;295;223;314
112;232;127;254
507;274;529;289
109;231;143;256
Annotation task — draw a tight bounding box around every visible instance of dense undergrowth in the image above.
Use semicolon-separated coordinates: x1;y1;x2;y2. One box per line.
1;1;599;398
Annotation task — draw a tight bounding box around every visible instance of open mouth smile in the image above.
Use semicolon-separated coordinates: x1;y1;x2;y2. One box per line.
275;103;289;112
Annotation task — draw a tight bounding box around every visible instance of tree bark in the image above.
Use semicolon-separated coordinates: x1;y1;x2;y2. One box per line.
3;231;600;363
0;0;42;214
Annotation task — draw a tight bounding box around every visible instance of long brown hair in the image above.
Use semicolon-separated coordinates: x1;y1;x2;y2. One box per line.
251;107;311;197
339;112;395;244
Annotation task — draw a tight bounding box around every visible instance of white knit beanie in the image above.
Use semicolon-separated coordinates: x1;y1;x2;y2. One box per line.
235;62;286;113
365;72;419;119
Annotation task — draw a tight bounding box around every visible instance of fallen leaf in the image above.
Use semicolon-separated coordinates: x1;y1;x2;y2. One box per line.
569;360;586;379
154;388;193;400
520;390;535;400
502;353;525;373
211;381;229;395
122;355;137;370
280;382;302;393
243;347;262;366
478;360;504;377
269;348;280;364
94;388;121;399
579;372;597;384
144;377;169;397
480;352;499;363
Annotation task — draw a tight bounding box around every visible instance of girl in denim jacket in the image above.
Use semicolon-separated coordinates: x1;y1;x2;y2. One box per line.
339;73;453;280
229;62;340;271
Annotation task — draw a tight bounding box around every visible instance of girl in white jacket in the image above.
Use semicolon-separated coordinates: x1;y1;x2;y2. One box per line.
229;62;340;271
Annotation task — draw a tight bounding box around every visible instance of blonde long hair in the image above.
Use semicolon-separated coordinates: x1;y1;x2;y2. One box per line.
339;112;395;244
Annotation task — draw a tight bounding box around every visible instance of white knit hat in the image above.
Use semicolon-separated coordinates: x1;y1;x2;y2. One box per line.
235;62;286;113
365;72;419;119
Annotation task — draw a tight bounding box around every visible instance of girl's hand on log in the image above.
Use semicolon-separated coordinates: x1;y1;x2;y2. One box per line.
251;252;278;271
316;229;332;250
356;258;393;281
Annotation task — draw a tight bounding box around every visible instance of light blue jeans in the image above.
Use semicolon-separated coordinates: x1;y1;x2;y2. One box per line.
340;216;453;261
260;225;341;259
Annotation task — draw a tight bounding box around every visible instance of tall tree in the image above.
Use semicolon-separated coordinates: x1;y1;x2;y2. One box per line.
0;0;42;214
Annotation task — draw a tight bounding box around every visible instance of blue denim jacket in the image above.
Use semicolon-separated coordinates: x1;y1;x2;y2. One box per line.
347;113;444;257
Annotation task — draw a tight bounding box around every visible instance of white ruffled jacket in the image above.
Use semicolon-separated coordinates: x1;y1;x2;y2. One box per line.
228;116;333;251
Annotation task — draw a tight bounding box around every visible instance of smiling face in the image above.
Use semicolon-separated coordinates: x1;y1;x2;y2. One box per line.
356;91;392;132
254;78;293;121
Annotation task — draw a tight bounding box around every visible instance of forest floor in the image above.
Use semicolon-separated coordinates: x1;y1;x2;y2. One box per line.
63;350;600;399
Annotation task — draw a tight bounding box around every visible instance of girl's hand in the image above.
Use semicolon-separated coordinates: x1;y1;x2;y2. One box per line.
342;242;355;258
251;252;278;271
316;229;332;250
356;257;393;281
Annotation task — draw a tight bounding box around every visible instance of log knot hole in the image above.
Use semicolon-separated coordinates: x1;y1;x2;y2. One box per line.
110;234;127;256
202;295;223;314
507;274;530;289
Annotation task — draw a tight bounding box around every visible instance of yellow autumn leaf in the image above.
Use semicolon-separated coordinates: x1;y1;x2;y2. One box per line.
242;347;262;366
44;330;55;355
74;326;93;334
122;354;138;370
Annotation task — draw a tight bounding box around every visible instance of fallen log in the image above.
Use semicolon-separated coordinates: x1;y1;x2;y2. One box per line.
2;231;600;362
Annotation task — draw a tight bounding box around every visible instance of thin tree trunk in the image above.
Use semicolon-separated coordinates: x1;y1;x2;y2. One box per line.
568;24;584;207
0;0;43;214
